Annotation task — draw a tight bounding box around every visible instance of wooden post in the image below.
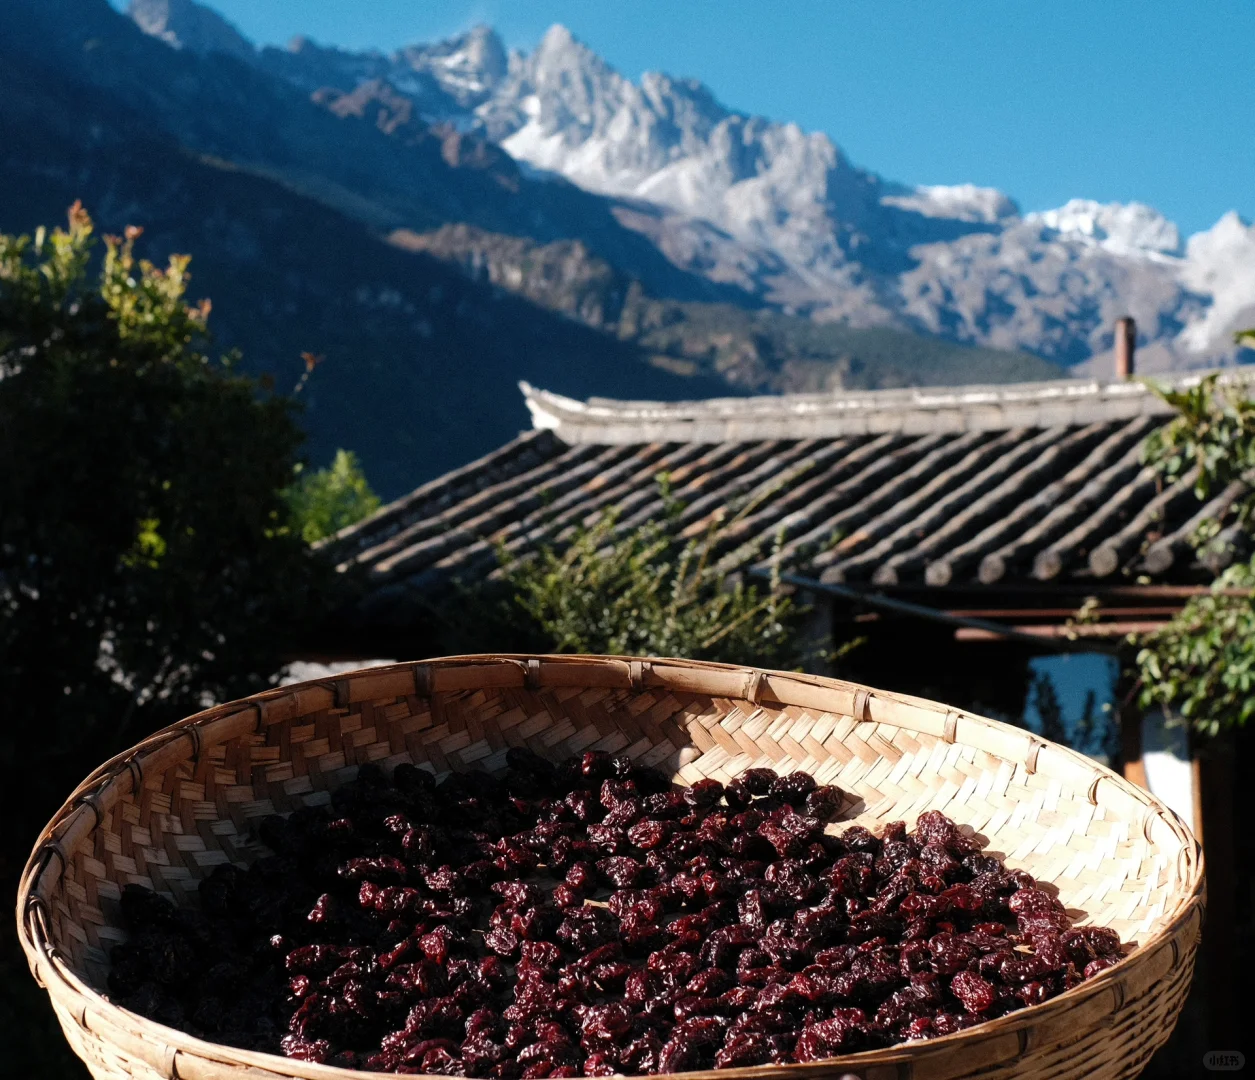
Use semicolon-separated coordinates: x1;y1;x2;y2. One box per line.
1114;317;1137;379
1119;707;1147;790
1193;730;1236;1047
1116;670;1147;789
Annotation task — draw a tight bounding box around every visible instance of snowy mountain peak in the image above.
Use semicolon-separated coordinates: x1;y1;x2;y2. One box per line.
881;184;1019;224
127;0;253;61
486;25;864;244
537;23;579;54
1027;198;1182;258
123;2;1251;370
399;24;507;107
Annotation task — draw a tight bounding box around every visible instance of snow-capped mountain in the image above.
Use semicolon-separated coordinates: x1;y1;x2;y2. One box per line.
1025;200;1183;259
131;5;1255;370
128;0;252;62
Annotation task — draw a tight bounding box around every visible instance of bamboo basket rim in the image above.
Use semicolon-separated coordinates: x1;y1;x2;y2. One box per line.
18;654;1206;1080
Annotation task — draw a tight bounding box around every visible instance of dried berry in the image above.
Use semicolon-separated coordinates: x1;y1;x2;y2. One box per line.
804;784;844;821
105;759;1116;1075
596;856;644;889
768;770;817;805
627;818;670;850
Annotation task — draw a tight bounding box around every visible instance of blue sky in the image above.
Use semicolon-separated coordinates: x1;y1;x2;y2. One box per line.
126;0;1252;237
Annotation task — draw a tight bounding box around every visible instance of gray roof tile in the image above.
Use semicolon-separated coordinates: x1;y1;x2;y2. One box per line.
330;372;1253;602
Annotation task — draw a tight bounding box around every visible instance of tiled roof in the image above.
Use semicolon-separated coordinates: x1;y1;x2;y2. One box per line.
328;370;1252;610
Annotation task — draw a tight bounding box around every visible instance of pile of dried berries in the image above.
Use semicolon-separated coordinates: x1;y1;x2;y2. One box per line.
107;751;1125;1074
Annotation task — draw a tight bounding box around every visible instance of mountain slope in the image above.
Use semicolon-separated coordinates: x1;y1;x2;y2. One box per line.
1;0;1065;495
0;31;740;498
230;16;1254;371
395;225;1061;391
10;0;748;311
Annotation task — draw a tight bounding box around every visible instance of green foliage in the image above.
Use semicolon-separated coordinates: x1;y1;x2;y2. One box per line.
1141;373;1255;515
1135;363;1255;734
1136;563;1255;738
0;204;331;780
496;485;811;668
285;449;382;544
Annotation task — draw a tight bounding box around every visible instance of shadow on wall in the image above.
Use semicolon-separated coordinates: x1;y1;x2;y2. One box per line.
1022;652;1197;834
1020;653;1120;765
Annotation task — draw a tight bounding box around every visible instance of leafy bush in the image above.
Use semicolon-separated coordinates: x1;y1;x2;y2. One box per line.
0;205;331;781
285;449;381;543
1139;372;1255;517
495;486;813;668
1137;562;1255;737
1136;355;1255;735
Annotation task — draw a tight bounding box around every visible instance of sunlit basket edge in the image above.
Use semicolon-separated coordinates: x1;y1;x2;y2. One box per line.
18;654;1205;1080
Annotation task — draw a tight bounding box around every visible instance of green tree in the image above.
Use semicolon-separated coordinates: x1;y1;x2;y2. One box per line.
495;483;813;669
0;204;332;787
1136;345;1255;736
285;449;382;543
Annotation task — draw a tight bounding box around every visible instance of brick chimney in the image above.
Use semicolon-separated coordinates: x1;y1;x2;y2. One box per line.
1114;317;1137;379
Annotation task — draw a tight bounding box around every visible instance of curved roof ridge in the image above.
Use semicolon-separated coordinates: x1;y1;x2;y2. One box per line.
520;368;1255;444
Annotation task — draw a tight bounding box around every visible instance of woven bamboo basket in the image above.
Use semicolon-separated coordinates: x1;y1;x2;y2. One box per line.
19;655;1203;1080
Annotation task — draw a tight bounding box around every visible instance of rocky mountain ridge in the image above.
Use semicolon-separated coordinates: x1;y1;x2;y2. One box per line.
0;0;745;497
393;224;1059;391
137;1;1253;371
4;0;1065;497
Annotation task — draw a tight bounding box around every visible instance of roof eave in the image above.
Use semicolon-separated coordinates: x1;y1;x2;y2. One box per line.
519;368;1255;445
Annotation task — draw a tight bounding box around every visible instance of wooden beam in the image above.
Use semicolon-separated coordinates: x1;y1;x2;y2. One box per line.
954;620;1167;641
764;570;1093;650
978;426;1153;583
1119;699;1147;791
944;605;1185;618
929;419;1153;586
1088;469;1202;577
819;582;1252;604
1142;479;1245;574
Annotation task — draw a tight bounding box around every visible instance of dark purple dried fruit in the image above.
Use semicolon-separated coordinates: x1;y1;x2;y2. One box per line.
627;818;670;850
596;856;644;889
950;970;996;1014
768;771;817;805
105;756;1114;1075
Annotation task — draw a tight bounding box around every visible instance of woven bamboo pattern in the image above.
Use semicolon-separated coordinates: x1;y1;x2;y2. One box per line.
19;655;1203;1080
